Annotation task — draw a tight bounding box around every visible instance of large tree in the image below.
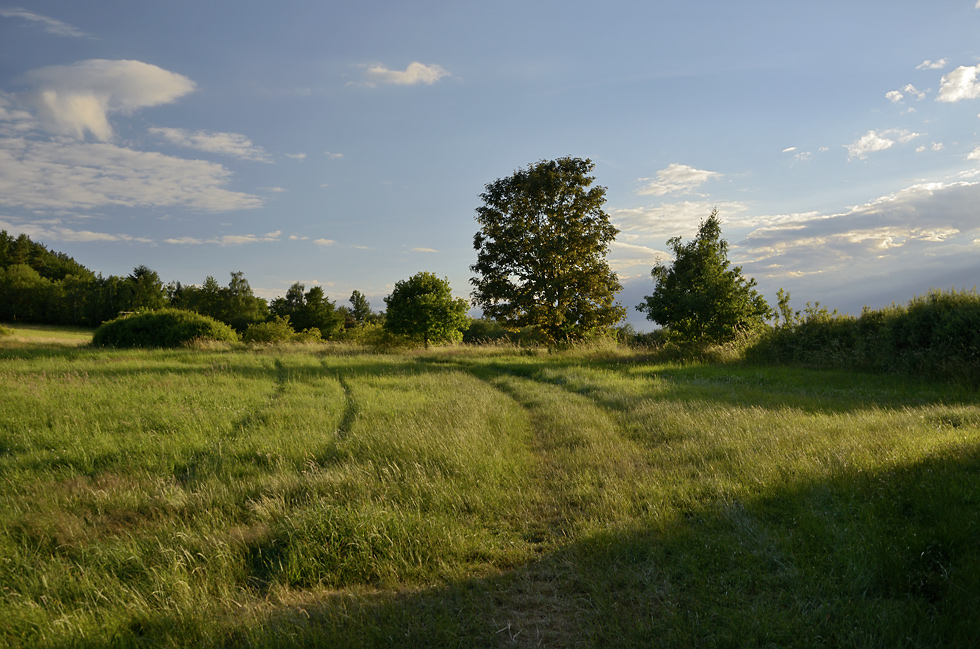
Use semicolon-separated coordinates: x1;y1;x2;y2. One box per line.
383;272;469;347
470;157;625;344
637;209;772;343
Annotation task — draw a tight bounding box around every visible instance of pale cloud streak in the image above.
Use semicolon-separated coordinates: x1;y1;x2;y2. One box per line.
365;62;450;86
636;163;721;196
19;59;195;141
165;231;282;246
0;138;263;212
150;127;272;162
937;65;980;103
916;58;948;70
846;129;920;160
0;6;87;37
0;217;151;243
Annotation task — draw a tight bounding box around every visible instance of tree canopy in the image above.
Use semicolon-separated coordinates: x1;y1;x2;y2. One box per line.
383;272;469;347
470;157;625;344
637;209;772;343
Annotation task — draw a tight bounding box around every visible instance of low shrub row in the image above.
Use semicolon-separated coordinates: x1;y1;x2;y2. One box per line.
747;288;980;382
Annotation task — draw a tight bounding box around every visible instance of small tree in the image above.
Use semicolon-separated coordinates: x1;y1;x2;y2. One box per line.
470;157;625;345
637;209;771;343
384;272;469;347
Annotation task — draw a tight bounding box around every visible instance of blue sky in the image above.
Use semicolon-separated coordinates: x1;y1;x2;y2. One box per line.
3;1;980;328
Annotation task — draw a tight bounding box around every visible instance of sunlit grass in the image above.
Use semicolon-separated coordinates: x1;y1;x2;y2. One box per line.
1;328;978;647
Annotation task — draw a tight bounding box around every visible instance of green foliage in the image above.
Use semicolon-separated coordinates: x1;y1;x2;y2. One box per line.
126;265;168;311
748;288;980;382
637;209;772;343
0;324;12;337
175;271;269;332
0;230;94;281
470;157;626;345
92;308;239;348
384;271;469;347
270;283;343;339
241;315;299;343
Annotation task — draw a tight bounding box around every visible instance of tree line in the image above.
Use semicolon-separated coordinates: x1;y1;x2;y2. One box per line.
5;157;977;379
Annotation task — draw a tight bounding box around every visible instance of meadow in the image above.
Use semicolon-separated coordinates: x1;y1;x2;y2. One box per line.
1;329;978;647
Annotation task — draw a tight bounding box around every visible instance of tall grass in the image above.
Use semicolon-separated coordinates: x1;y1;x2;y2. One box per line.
1;332;978;647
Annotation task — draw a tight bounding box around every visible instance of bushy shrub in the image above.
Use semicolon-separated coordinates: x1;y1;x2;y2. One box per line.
0;324;13;337
92;309;239;348
241;315;296;343
748;288;980;382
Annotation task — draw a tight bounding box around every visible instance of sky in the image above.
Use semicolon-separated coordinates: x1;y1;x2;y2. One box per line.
3;1;980;329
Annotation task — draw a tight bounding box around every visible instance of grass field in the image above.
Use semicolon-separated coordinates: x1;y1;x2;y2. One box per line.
1;329;979;647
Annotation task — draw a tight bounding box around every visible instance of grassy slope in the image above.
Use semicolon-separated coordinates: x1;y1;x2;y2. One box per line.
0;332;978;647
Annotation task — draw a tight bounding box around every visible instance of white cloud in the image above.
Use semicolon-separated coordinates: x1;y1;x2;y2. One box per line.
286;152;306;160
887;84;926;104
365;62;450;86
0;218;151;243
846;129;921;160
916;58;948;70
0;137;262;212
937;65;980;103
0;6;87;37
325;151;344;159
412;247;438;253
149;127;271;162
164;231;281;246
19;59;195;140
215;231;280;245
741;181;980;286
968;146;980;160
782;146;796;153
313;238;336;246
636;163;721;196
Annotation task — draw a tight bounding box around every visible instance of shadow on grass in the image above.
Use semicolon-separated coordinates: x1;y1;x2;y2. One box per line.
139;440;973;649
50;442;975;649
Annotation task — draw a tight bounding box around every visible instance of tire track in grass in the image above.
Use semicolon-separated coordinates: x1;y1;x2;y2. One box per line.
334;372;357;441
459;364;645;647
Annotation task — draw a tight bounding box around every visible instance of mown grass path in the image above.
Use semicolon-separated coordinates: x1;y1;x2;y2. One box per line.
1;340;978;647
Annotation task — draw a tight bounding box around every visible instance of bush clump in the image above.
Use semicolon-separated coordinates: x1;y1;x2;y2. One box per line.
241;315;324;344
747;288;980;383
92;309;239;348
0;324;13;338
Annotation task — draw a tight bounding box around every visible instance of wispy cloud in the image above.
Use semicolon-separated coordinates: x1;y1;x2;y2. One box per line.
937;65;980;103
19;59;195;141
150;127;271;162
365;62;450;86
412;247;438;253
916;58;948;70
0;217;151;243
886;84;926;103
165;231;282;246
636;163;721;197
741;181;980;286
845;129;920;160
324;151;344;159
313;238;336;246
0;138;262;212
0;6;87;38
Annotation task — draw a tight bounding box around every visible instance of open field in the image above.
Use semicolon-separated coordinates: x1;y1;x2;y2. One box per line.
1;331;979;647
